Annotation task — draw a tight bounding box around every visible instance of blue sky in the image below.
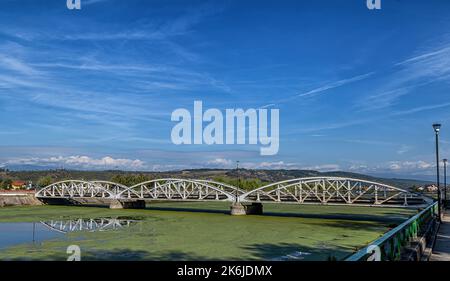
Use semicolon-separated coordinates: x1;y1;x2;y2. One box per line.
1;0;450;179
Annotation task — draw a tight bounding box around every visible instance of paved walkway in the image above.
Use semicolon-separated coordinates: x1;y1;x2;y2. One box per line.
430;209;450;261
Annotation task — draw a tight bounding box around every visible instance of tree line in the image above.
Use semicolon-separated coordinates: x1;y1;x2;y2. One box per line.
211;176;268;191
1;173;269;191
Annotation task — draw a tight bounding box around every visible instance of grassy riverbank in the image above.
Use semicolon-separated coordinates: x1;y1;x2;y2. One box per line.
0;203;416;261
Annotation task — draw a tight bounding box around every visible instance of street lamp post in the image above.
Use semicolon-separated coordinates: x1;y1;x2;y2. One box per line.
236;161;240;203
444;158;448;208
433;123;442;220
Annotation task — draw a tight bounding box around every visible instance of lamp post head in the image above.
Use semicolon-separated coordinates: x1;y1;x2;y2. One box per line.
444;159;448;164
433;123;442;133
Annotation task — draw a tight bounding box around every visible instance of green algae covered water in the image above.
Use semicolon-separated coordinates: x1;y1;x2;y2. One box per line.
0;203;416;261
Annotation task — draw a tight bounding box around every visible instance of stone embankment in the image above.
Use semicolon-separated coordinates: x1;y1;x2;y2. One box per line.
0;191;43;207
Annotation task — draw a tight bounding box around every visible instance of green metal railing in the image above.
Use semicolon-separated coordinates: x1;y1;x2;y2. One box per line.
346;202;438;261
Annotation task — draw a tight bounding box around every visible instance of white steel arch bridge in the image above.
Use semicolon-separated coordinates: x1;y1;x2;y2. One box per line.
35;177;430;208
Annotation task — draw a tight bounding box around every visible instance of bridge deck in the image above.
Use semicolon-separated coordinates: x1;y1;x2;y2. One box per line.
430;209;450;261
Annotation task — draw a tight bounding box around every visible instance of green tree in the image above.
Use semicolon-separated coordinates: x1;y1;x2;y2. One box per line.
37;175;53;187
111;174;129;186
0;179;12;190
212;176;266;191
133;174;153;185
110;174;153;186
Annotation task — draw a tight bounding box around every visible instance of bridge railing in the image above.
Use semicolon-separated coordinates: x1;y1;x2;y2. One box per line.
345;201;438;261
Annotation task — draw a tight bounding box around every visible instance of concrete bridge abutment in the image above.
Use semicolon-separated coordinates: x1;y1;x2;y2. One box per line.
230;202;263;215
109;199;146;209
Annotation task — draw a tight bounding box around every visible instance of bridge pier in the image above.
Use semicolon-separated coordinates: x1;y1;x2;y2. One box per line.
109;199;146;209
230;202;263;215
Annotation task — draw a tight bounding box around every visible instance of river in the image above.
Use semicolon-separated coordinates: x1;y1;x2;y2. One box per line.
0;202;415;261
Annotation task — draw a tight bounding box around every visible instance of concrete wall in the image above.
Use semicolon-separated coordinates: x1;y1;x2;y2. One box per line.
0;194;43;207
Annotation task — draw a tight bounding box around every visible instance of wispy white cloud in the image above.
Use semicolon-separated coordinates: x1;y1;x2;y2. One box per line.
299;164;341;172
395;46;450;66
397;145;413;155
251;161;299;170
292;117;374;133
349;160;436;176
0;40;231;132
3;155;146;170
268;72;374;106
392;102;450;116
295;96;450;134
295;72;374;98
357;42;450;112
208;161;340;172
358;87;410;112
206;158;234;167
396;45;450;78
387;160;434;173
0;55;41;76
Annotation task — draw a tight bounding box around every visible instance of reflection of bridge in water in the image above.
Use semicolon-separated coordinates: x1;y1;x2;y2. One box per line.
35;177;432;215
41;218;136;234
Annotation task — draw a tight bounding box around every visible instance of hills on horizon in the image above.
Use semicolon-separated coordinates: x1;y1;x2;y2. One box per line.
0;167;433;190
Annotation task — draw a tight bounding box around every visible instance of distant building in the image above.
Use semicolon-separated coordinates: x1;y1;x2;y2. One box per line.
423;184;438;192
11;180;26;190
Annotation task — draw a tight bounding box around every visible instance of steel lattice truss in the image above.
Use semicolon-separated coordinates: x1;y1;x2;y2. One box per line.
40;218;135;234
238;177;428;206
35;179;245;202
90;181;130;196
35;180;116;198
35;177;428;206
117;179;245;201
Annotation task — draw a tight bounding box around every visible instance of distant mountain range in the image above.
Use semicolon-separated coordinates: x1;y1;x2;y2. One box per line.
3;164;59;171
0;168;433;190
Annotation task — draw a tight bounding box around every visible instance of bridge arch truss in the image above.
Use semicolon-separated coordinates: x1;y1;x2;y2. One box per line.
238;177;427;206
35;179;246;202
118;178;245;201
35;180;116;199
